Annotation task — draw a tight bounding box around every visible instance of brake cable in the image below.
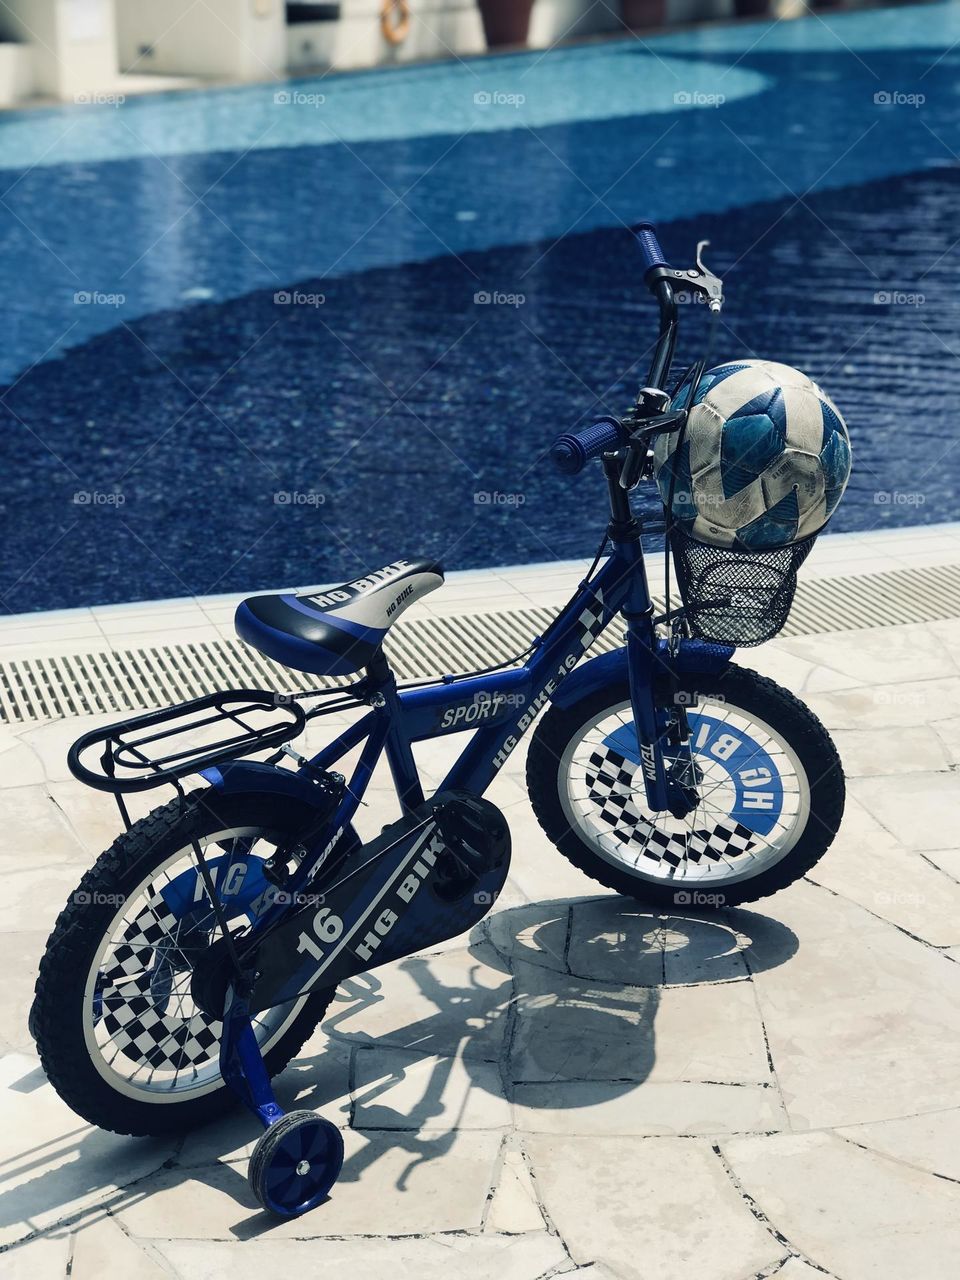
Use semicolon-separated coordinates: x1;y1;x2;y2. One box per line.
662;303;722;639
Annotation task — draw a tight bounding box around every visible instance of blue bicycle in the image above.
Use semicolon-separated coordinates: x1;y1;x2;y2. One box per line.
32;225;845;1217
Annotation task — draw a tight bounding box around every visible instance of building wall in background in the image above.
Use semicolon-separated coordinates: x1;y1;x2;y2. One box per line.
0;0;874;103
0;0;118;100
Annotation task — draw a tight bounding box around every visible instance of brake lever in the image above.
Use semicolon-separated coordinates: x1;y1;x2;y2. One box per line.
647;240;723;313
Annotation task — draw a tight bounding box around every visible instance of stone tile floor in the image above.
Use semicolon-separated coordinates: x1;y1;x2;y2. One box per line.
2;546;960;1278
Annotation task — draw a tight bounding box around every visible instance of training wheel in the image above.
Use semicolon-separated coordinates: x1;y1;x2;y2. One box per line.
248;1110;344;1217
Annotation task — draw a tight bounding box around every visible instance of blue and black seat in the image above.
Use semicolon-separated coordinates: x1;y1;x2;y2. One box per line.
236;558;444;677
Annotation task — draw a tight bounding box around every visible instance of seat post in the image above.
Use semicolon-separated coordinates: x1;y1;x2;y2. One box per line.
364;647;395;692
365;646;424;812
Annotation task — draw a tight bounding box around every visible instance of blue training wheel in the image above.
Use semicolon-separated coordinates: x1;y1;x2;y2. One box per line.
248;1110;344;1217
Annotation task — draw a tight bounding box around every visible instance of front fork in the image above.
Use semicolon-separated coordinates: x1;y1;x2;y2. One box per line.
624;610;697;818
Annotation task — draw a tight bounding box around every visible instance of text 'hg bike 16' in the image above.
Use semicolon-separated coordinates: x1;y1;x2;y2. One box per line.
32;224;851;1219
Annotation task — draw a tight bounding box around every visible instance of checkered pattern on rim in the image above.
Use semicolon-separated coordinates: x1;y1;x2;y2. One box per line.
584;744;756;867
99;890;222;1072
101;895;183;981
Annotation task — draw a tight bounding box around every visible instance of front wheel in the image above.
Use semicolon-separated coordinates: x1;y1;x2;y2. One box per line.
526;663;844;908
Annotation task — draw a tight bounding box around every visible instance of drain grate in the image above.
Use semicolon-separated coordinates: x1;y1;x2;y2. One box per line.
2;560;959;724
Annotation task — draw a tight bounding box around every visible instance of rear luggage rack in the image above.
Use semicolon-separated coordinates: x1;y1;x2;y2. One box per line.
67;689;306;794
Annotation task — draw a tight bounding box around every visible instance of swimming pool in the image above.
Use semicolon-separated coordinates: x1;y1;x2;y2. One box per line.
0;4;957;611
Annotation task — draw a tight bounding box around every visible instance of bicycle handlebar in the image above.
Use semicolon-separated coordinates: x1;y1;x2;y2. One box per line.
550;417;627;475
634;221;669;274
550;222;694;476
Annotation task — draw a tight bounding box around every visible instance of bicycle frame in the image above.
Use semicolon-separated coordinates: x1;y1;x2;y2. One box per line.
206;540;730;945
203;270;734;931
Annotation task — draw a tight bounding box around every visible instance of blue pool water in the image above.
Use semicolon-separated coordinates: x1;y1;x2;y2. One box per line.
0;4;958;611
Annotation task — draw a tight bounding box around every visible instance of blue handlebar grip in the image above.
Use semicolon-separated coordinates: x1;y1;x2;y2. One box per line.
634;222;668;272
551;416;626;475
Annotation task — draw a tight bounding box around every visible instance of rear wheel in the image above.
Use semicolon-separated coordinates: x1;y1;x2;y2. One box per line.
32;791;348;1137
526;664;844;908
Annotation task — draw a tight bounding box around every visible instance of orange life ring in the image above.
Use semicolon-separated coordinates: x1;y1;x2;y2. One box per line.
381;0;411;45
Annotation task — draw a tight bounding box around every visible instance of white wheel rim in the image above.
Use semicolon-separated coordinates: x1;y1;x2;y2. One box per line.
558;694;811;894
81;826;309;1103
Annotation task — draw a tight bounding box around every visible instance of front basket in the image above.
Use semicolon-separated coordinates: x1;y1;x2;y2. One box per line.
669;527;816;647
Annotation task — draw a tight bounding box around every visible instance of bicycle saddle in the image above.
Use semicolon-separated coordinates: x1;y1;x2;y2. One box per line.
236;558;444;677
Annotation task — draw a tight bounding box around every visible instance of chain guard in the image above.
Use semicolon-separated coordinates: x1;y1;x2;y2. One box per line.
247;791;510;1013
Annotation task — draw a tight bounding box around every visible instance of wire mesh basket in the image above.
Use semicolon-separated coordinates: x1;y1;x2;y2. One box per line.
669;527;817;646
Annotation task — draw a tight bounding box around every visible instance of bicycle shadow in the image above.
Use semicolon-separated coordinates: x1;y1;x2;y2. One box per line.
263;895;798;1218
0;895;797;1245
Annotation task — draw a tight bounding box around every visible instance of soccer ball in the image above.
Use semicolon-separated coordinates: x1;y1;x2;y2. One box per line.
653;359;852;550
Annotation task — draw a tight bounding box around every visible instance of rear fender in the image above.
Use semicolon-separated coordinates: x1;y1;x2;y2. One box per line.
199;760;334;811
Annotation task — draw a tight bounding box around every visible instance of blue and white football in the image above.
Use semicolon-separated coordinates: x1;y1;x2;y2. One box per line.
653;359;852;549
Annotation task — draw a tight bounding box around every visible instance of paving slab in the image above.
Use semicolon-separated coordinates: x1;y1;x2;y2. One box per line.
0;930;48;1054
70;1214;169;1280
921;848;960;880
849;772;960;852
523;1134;782;1280
806;676;960;730
0;784;88;867
812;803;960;946
0;864;99;936
0;1232;72;1280
115;1128;503;1240
153;1231;568;1280
324;943;514;1062
0;1053;177;1248
744;880;960;1129
513;1079;785;1136
836;1107;960;1182
775;1257;841;1280
508;960;660;1084
830;724;950;775
723;1130;960;1280
777;622;958;686
0;738;46;789
485;1144;544;1233
930;713;960;766
352;1045;511;1132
